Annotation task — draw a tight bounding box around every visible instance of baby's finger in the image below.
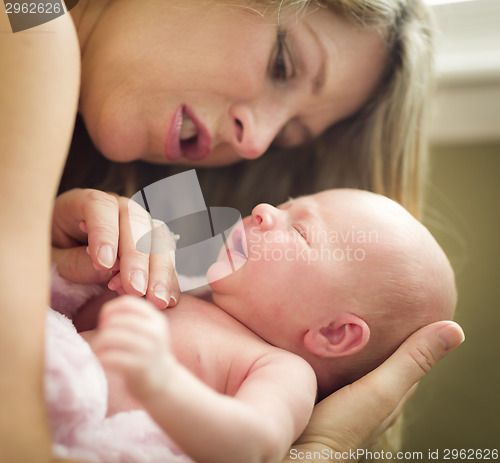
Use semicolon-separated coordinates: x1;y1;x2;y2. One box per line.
99;310;164;336
94;325;154;353
99;295;154;320
93;331;152;378
146;220;180;309
117;198;152;296
108;272;123;292
97;299;168;353
96;350;142;377
52;246;113;284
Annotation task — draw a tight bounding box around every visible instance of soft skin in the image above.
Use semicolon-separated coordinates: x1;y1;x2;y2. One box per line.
52;0;388;302
72;0;387;165
72;189;457;463
209;189;458;397
209;190;413;350
0;8;80;462
0;0;465;460
47;189;465;463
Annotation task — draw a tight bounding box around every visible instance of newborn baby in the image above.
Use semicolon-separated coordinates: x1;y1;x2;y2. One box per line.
47;188;457;463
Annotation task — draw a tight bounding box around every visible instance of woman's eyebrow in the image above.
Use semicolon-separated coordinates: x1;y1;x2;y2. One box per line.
304;21;328;96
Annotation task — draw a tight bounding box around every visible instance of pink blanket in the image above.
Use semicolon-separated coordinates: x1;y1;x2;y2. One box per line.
45;268;193;463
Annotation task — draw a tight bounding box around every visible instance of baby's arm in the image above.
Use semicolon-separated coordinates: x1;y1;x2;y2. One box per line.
93;297;317;463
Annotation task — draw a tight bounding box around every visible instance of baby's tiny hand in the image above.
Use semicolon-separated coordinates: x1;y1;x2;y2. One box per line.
93;296;174;400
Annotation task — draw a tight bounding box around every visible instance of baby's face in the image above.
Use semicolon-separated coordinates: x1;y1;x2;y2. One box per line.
210;188;456;360
208;189;389;348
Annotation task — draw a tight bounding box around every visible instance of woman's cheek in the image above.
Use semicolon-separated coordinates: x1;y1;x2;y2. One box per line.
95;104;150;162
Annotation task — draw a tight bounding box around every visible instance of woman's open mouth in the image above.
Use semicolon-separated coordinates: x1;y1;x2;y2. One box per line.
165;105;212;162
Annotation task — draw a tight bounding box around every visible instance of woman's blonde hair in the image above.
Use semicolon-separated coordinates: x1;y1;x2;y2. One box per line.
317;0;435;218
246;0;435;218
61;0;435;221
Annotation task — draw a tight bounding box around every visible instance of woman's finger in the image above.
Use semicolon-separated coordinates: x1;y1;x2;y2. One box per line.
356;321;465;412
116;198;152;297
146;220;180;309
52;190;88;248
52;246;113;284
52;189;120;270
81;190;120;270
294;321;465;453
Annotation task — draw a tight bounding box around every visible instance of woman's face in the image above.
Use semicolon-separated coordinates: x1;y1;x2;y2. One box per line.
76;0;388;166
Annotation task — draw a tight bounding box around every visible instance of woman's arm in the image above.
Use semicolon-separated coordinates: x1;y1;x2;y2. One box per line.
0;5;80;461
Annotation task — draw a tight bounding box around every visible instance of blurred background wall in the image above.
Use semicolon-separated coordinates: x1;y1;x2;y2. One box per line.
402;0;500;457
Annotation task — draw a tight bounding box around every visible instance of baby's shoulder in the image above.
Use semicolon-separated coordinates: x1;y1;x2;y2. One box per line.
167;295;274;393
170;295;260;339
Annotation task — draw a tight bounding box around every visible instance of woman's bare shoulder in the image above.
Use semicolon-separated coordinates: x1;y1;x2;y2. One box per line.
0;5;80;69
0;6;81;199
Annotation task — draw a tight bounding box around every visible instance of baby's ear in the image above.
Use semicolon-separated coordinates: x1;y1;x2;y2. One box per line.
303;313;370;358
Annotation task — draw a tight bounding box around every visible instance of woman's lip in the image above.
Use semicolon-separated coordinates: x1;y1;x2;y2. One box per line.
182;106;212;161
164;105;212;162
165;105;183;161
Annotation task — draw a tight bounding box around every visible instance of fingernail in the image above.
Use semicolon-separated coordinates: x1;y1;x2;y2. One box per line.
437;323;465;351
108;276;120;291
168;295;178;307
97;245;115;269
130;271;147;295
153;284;169;305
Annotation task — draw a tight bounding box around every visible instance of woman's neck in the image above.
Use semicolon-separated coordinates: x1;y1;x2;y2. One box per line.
68;0;112;54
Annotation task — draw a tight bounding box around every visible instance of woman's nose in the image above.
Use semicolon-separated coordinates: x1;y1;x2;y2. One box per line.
227;102;286;160
251;203;282;230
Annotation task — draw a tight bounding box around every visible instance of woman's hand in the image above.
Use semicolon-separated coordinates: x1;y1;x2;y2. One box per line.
283;321;465;463
52;188;180;309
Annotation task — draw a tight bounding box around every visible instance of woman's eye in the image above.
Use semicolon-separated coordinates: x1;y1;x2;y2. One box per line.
271;31;291;82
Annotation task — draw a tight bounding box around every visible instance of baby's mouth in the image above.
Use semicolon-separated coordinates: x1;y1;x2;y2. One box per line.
231;228;247;259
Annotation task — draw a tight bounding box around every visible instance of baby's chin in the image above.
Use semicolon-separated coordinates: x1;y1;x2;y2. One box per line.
207;261;231;288
206;253;247;287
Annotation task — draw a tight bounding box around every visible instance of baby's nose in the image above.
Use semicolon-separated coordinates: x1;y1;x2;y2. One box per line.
251;203;279;230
